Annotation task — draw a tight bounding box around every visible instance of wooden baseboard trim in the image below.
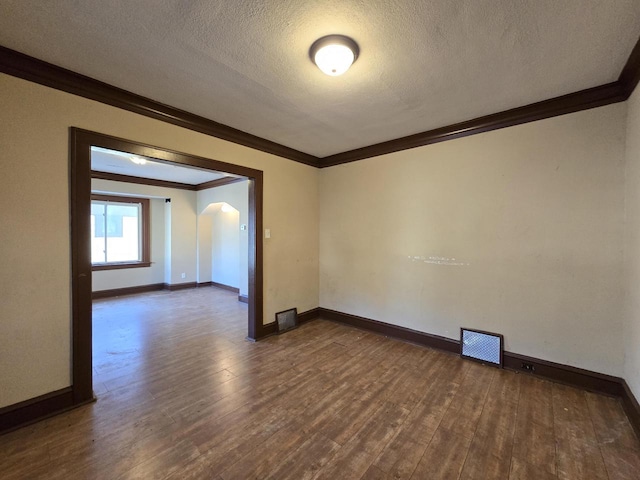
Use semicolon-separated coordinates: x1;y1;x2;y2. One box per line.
210;281;240;293
317;308;620;391
502;351;623;397
319;308;459;354
298;307;321;324
0;387;74;434
94;282;220;297
621;380;640;440
238;294;249;304
164;282;197;291
92;283;165;299
316;307;639;434
258;322;278;339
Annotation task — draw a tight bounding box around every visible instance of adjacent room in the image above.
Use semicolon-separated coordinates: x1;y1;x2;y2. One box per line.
1;1;640;479
89;146;252;394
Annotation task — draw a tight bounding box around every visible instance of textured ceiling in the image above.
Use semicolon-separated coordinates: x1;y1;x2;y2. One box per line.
1;1;639;157
91;147;229;184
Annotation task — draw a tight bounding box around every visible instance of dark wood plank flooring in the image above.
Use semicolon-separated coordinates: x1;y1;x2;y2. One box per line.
1;287;639;479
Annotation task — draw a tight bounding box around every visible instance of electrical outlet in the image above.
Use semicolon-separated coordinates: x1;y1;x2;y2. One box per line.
181;273;186;279
521;362;535;372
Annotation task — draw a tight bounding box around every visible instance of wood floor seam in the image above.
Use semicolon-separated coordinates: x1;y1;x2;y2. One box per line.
586;390;615;480
1;289;639;479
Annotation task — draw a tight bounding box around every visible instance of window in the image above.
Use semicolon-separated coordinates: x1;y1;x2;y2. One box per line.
90;194;150;270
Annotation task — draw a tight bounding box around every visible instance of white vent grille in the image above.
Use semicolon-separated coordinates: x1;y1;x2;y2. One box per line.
460;328;503;367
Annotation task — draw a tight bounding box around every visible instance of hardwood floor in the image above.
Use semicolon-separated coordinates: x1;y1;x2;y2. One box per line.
1;287;639;479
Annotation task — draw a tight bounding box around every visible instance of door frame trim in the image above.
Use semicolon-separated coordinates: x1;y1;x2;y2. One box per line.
70;128;264;403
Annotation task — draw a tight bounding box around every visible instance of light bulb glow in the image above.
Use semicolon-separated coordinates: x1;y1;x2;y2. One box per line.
221;203;233;213
310;35;359;77
314;44;355;76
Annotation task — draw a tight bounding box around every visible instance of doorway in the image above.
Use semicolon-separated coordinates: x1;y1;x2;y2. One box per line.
70;128;264;404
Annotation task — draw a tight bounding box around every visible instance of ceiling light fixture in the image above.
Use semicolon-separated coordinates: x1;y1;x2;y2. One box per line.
310;35;359;76
130;156;146;165
221;203;233;213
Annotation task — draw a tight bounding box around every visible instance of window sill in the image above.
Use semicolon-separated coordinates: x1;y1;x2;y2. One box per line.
92;261;151;271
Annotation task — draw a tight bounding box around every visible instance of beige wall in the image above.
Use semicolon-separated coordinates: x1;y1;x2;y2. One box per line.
197;214;213;284
166;190;198;286
0;68;633;409
320;103;627;377
0;73;319;408
211;207;241;289
198;181;250;295
624;86;640;400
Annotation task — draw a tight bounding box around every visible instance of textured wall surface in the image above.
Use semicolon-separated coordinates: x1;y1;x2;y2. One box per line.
624;87;640;400
211;208;241;290
0;73;319;408
0;1;638;156
320;102;626;376
198;181;250;296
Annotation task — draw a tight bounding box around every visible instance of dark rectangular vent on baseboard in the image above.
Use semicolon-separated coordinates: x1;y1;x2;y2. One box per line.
276;308;298;334
460;328;503;368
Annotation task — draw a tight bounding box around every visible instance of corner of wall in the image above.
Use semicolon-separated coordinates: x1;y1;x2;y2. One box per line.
624;86;640;402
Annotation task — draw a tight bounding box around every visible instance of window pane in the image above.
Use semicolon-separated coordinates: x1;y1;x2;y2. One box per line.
91;197;147;266
91;203;106;263
105;203;140;262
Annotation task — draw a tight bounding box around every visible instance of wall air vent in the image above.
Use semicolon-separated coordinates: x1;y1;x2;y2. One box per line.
460;328;503;368
276;308;298;334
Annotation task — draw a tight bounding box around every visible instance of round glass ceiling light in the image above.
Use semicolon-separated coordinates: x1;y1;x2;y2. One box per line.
310;35;359;76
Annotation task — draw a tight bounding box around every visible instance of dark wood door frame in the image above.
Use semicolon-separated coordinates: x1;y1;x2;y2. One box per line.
70;128;264;404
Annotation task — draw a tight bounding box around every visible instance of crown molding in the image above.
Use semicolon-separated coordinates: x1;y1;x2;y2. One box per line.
91;170;197;190
196;176;246;191
319;33;640;167
620;34;640;99
0;46;319;168
91;170;245;191
320;34;640;167
2;34;639;170
319;82;626;167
